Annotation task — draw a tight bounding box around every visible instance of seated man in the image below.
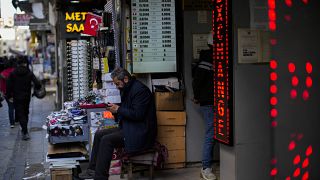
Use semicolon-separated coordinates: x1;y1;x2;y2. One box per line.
79;67;157;180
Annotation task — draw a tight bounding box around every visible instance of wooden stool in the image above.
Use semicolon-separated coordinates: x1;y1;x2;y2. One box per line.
120;149;157;180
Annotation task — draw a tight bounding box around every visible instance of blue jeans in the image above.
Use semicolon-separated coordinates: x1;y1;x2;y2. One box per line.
200;105;214;168
5;98;15;125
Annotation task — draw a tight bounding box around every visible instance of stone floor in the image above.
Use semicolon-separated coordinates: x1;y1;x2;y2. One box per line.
0;94;220;180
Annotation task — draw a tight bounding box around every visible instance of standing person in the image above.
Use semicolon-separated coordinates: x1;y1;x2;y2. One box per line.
6;56;41;140
0;58;16;128
192;32;216;180
79;67;157;180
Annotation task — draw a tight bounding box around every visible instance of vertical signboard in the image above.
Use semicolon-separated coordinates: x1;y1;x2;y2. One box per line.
213;0;233;145
131;0;177;73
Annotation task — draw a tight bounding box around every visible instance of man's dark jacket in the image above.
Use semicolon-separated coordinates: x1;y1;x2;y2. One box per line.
117;79;157;153
192;49;214;106
6;66;41;101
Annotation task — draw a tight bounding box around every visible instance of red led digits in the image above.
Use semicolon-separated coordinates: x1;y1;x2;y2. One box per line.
270;97;278;106
270;60;277;69
288;63;296;73
270;85;278;94
270;168;278;176
290;89;297;99
270;72;278;81
293;155;301;165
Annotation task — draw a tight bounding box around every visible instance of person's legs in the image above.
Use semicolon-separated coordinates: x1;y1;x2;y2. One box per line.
79;128;123;179
94;129;124;180
200;105;214;168
14;100;30;135
5;98;15;126
88;128;121;170
200;105;216;180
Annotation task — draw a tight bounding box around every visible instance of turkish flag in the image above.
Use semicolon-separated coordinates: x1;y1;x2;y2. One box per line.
83;13;102;36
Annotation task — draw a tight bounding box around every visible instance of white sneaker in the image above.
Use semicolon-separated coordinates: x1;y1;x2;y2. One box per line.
200;168;217;180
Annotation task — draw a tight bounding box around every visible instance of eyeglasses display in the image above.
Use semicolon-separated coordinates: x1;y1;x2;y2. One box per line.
66;40;93;101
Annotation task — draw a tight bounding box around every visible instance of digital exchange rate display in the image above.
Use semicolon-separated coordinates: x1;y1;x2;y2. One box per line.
131;0;177;73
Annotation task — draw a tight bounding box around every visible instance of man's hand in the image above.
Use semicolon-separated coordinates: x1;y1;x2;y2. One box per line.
107;103;120;114
9;98;13;103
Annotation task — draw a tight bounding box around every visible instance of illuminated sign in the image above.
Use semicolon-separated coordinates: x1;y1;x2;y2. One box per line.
213;0;233;145
65;12;87;33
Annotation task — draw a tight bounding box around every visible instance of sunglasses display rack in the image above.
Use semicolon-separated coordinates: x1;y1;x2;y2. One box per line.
66;40;93;101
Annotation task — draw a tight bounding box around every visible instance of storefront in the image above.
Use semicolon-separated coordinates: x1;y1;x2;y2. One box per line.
53;0;216;169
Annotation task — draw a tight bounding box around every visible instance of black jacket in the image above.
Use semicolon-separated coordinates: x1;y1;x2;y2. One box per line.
117;79;157;153
192;49;214;106
6;66;41;101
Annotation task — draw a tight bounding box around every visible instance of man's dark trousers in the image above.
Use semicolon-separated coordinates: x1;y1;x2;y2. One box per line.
88;127;124;180
14;100;30;134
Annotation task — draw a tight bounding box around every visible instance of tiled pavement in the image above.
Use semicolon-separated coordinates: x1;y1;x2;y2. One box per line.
0;95;54;180
0;94;220;180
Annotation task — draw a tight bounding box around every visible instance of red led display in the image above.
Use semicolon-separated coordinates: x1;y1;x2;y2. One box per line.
270;108;278;118
270;85;278;94
290;89;297;99
293;155;301;165
305;77;312;88
270;60;277;69
291;76;299;86
293;168;301;177
285;0;293;7
302;171;309;180
270;168;278;176
270;72;278;81
288;63;296;73
270;97;278;106
302;90;309;101
213;0;233;146
288;140;296;151
305;62;312;74
302;158;309;168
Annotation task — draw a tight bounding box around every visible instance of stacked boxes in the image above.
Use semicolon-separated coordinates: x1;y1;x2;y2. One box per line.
102;73;121;103
154;91;186;168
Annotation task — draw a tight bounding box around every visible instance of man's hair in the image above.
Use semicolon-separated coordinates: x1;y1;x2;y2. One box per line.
111;67;132;80
17;56;28;66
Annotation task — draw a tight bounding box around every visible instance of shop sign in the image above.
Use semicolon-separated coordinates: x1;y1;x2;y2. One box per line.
65;12;87;33
213;0;233;146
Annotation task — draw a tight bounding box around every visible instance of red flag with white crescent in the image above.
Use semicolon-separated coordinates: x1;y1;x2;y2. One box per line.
83;13;102;36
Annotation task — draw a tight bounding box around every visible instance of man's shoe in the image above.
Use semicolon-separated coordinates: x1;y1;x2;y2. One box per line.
200;168;217;180
22;133;30;141
78;169;95;179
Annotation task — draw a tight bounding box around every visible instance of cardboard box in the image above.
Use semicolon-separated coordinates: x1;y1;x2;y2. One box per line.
166;150;185;163
157;111;186;125
103;82;117;89
164;162;186;169
155;91;184;111
104;95;121;104
157;126;185;138
51;168;72;180
152;78;180;90
157;137;185;150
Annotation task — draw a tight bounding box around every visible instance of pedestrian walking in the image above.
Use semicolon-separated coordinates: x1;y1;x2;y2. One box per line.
0;58;16;127
6;56;41;140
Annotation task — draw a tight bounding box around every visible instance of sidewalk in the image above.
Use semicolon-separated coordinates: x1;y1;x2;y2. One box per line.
0;95;54;180
0;94;220;180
